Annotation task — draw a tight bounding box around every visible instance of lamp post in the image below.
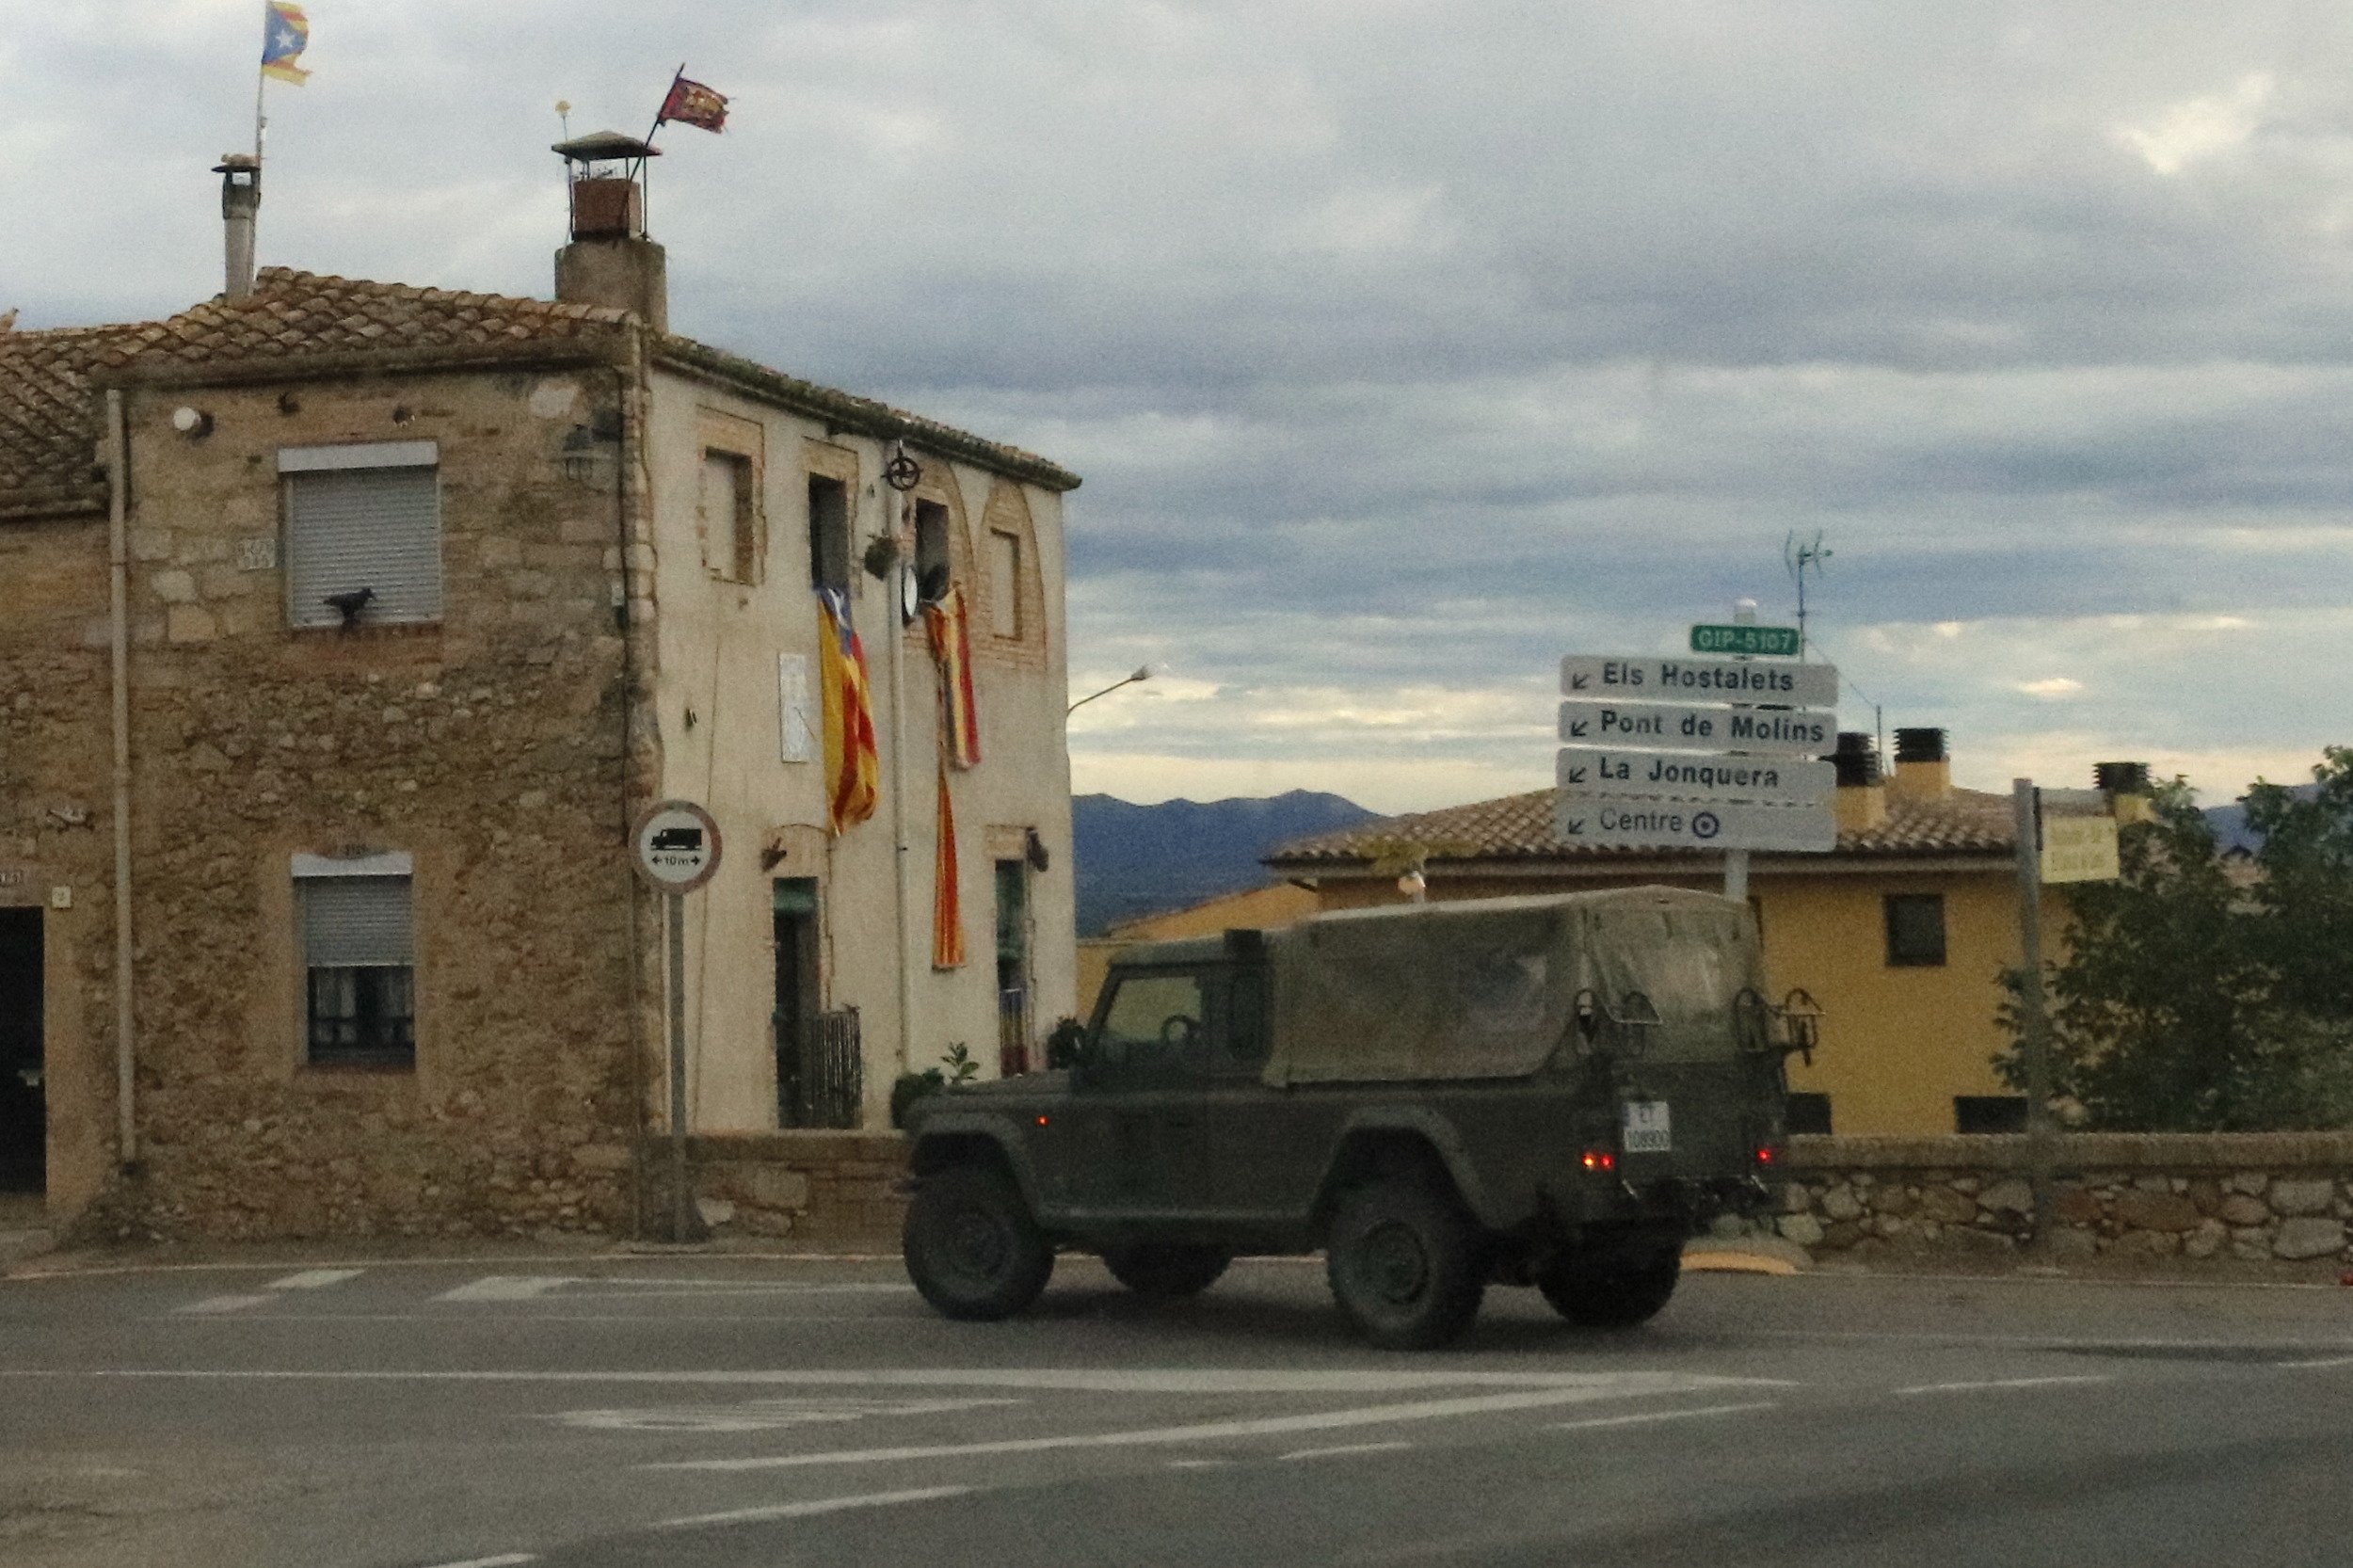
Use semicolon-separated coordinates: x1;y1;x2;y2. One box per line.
1067;664;1156;715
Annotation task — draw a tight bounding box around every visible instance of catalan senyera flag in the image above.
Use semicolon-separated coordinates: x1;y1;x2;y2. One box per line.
261;3;311;84
923;585;983;770
932;762;966;969
658;74;728;133
816;590;880;834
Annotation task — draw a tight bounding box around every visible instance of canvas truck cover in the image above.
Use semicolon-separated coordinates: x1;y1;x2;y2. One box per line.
1261;888;1765;1085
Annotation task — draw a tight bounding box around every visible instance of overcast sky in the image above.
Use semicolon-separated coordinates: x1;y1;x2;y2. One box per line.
8;1;2351;811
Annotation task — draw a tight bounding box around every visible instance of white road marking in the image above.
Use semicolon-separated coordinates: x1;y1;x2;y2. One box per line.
550;1397;1024;1433
1895;1375;2114;1397
419;1555;536;1568
1548;1400;1781;1432
1166;1458;1234;1469
265;1269;362;1290
435;1275;911;1303
1279;1441;1413;1462
650;1384;1751;1474
657;1484;974;1530
174;1295;273;1316
0;1366;1784;1398
2278;1354;2353;1369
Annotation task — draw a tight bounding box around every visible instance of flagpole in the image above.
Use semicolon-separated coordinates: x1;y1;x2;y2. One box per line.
636;64;685;233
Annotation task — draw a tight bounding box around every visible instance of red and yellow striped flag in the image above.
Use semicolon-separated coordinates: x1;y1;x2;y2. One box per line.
933;762;965;968
924;584;982;769
817;590;879;833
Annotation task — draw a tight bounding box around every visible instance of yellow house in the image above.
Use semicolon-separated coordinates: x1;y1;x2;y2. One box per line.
1266;729;2084;1137
1077;882;1322;1019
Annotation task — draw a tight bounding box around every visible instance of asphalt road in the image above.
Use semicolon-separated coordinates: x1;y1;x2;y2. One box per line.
2;1248;2350;1567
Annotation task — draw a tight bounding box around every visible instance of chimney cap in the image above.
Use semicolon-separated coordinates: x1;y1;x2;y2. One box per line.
1894;727;1948;763
553;131;660;165
214;152;259;173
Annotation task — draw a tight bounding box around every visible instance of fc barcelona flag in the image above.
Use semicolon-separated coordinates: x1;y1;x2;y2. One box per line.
816;590;880;833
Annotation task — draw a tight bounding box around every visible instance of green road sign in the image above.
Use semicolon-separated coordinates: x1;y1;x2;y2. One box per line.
1689;623;1801;657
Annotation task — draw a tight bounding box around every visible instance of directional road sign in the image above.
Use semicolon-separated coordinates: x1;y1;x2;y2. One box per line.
1551;795;1838;854
1560;654;1837;711
1690;623;1801;657
1556;746;1835;809
1559;700;1833;757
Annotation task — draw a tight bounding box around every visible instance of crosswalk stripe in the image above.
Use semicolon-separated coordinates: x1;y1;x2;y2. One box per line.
175;1295;272;1316
266;1269;363;1291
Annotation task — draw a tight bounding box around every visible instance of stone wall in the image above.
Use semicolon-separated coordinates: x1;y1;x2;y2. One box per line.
1777;1133;2353;1267
680;1131;908;1245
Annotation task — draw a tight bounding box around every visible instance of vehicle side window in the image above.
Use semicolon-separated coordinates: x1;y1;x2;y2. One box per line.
1096;971;1207;1080
1221;970;1270;1071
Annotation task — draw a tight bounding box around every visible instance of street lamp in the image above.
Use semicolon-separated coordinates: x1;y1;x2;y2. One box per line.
1067;664;1156;715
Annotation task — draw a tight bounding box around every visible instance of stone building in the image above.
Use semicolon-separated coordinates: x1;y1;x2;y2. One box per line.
0;140;1080;1238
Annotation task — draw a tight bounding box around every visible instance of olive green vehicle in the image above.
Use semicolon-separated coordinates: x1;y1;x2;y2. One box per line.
900;888;1818;1350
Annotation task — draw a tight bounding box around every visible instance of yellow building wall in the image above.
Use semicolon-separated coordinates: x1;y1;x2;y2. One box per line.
1303;866;2070;1137
1076;883;1321;1018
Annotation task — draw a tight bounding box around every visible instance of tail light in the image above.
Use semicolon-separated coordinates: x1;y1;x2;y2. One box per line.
1754;1144;1780;1167
1579;1149;1617;1174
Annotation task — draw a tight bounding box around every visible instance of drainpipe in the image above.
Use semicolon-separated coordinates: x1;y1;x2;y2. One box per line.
884;462;917;1080
105;389;136;1166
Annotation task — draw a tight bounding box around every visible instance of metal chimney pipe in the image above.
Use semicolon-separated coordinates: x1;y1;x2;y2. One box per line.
215;154;262;300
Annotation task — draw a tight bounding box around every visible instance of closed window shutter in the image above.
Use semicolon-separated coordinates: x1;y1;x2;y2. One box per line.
301;877;414;968
286;467;442;626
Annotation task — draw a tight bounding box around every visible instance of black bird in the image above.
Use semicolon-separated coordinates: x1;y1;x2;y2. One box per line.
323;585;376;627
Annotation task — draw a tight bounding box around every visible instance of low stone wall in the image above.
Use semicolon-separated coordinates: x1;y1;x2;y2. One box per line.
1779;1133;2353;1266
677;1131;908;1245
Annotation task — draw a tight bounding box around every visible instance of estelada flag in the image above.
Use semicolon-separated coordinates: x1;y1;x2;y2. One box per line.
816;590;880;834
261;2;311;84
932;762;966;969
659;75;728;132
924;585;983;770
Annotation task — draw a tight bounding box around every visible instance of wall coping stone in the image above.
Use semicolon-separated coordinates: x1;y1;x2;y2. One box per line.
1790;1131;2353;1172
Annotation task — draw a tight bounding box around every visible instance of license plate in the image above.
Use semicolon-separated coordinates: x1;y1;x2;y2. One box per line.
1621;1100;1672;1153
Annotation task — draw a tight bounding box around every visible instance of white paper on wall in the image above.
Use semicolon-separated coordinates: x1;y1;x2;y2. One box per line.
778;652;815;763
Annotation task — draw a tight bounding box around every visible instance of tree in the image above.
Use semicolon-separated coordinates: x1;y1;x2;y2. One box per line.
1995;756;2353;1132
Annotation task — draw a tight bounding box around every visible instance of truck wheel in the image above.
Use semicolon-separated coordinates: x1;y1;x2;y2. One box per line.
1325;1178;1485;1350
1539;1246;1681;1329
903;1163;1055;1320
1101;1244;1232;1298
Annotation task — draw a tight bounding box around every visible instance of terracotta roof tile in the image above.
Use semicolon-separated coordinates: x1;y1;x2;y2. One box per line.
1;266;1079;515
1270;786;2017;867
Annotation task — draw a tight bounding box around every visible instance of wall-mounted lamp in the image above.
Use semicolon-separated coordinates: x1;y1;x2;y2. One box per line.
170;406;214;440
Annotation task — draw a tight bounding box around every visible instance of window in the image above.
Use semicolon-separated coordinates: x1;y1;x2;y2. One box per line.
1785;1092;1833;1135
280;442;442;628
1883;893;1946;967
808;474;850;596
295;853;415;1067
996;859;1032;1075
1096;971;1207;1074
914;500;952;604
1955;1095;2027;1134
702;450;758;584
988;529;1021;638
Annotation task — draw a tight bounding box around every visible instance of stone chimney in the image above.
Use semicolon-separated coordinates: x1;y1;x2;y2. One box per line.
1829;730;1885;834
552;133;668;332
215;154;261;300
1888;727;1952;803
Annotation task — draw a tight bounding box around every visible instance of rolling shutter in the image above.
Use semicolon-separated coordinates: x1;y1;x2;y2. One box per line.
300;877;415;968
285;465;443;627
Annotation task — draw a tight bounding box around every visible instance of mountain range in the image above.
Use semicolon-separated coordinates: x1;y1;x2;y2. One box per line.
1072;791;1378;936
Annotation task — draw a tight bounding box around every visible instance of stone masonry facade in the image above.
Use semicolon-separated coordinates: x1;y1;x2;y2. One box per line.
1774;1133;2353;1268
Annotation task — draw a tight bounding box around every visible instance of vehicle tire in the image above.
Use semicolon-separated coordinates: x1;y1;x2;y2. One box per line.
1538;1244;1681;1329
1324;1177;1485;1350
1100;1244;1232;1299
903;1162;1055;1321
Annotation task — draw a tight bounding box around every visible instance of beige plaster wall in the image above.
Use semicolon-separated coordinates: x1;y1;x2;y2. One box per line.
643;369;1075;1133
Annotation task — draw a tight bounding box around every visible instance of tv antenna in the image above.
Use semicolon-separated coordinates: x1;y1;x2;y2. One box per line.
1785;530;1833;655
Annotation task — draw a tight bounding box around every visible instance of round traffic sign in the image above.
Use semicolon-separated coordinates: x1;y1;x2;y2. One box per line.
632;800;723;893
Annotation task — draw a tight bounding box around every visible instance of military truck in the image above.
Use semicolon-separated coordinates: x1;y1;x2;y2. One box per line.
900;888;1816;1349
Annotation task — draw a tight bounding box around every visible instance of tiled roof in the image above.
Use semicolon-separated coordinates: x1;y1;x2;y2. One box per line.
0;323;143;516
1269;786;2017;867
1;267;1077;517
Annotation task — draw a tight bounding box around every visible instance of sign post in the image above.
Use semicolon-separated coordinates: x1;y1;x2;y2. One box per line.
632;799;723;1242
2010;779;2054;1247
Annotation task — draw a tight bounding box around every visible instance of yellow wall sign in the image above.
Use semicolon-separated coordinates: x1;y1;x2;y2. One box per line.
2041;815;2120;884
